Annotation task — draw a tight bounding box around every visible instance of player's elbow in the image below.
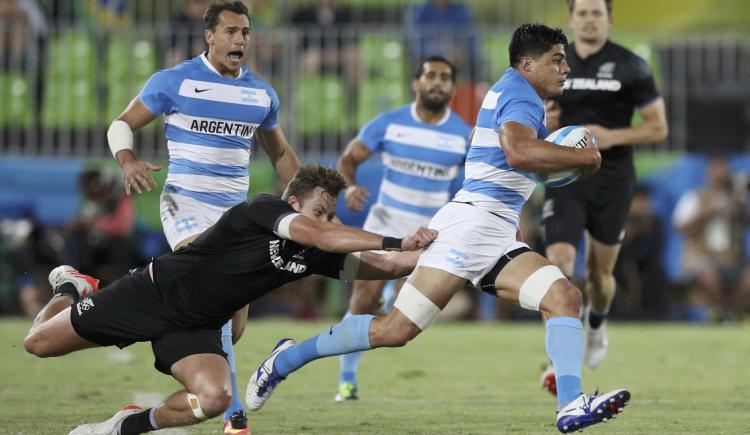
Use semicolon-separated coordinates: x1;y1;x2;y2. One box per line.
654;123;669;143
505;149;529;170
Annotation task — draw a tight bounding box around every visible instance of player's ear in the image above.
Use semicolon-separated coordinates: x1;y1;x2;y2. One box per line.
410;79;419;94
287;195;301;211
521;56;533;72
205;29;214;47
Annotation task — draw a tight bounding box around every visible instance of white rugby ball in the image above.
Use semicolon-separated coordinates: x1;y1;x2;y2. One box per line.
538;125;591;188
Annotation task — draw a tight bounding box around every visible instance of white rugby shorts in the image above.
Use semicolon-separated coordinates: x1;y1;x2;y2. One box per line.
159;191;230;250
362;203;432;238
417;202;529;286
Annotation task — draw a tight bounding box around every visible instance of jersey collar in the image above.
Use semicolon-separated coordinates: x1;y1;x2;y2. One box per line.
410;102;451;126
200;52;244;79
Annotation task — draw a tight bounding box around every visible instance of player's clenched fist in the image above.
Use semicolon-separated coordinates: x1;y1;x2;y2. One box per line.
401;227;438;251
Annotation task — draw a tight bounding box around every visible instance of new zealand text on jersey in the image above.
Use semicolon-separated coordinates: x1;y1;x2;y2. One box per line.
269;240;307;274
190;119;257;139
563;78;622;92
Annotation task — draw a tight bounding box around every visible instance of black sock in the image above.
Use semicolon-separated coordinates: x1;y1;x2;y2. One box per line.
54;283;79;302
588;310;606;329
120;409;155;435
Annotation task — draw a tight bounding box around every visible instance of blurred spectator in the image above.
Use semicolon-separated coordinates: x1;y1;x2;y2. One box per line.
404;0;482;123
672;156;750;321
64;169;138;285
0;0;47;70
290;0;361;85
163;0;209;67
614;185;667;319
84;0;129;28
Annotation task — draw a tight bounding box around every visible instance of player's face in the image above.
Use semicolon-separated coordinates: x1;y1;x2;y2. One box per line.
205;11;251;76
527;44;570;98
568;0;611;44
294;187;338;223
413;61;455;112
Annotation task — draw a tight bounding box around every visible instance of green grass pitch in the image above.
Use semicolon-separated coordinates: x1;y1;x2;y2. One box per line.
2;318;749;434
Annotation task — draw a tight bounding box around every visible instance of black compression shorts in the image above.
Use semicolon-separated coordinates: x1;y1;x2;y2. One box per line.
69;267;226;375
543;166;635;247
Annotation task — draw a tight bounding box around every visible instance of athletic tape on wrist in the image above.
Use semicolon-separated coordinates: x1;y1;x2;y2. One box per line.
518;265;566;311
382;237;402;251
186;393;207;420
340;252;361;282
393;283;441;330
107;119;134;158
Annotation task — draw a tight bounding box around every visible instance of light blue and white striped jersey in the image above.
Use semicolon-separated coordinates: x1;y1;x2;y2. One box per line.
359;103;471;218
453;67;547;226
139;53;280;209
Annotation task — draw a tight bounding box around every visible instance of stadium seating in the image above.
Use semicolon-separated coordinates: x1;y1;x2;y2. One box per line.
42;32;98;129
356;77;408;128
483;34;511;82
360;33;406;82
295;75;348;135
0;73;31;128
105;36;157;125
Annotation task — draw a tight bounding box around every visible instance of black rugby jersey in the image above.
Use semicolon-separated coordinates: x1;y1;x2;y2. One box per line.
151;194;345;328
557;40;660;167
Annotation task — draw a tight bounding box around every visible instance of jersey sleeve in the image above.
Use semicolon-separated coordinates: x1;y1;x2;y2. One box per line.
259;86;280;131
311;251;347;279
628;57;660;108
356;113;389;152
229;195;300;239
138;70;173;116
497;96;545;132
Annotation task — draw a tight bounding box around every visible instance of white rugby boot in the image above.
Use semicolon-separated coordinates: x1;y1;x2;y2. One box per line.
245;338;296;411
48;265;100;299
68;405;142;435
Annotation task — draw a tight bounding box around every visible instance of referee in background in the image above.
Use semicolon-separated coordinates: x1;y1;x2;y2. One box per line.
542;0;669;387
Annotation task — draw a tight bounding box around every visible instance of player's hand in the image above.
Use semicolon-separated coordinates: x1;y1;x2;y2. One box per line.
344;185;370;212
545;100;561;132
401;227;438;251
584;124;616;150
122;160;162;195
579;129;601;179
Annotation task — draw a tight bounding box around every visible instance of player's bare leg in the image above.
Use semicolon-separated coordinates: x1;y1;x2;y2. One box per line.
336;278;388;401
153;354;233;427
582;233;621;368
24;266;101;357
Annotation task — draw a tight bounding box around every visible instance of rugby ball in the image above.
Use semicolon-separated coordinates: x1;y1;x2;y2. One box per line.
537;125;592;188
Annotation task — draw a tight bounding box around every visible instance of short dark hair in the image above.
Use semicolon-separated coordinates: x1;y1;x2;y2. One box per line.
414;56;457;82
567;0;612;15
203;1;250;31
282;165;347;202
509;23;568;68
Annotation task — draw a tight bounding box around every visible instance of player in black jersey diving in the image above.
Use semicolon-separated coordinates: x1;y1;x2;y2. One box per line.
22;165;437;435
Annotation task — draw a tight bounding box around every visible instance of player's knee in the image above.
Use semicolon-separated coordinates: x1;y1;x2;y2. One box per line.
587;267;615;292
542;281;582;318
190;387;232;419
23;333;51;357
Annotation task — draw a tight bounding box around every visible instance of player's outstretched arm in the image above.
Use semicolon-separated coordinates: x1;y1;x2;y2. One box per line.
354;250;422;280
256;127;301;185
500;121;600;175
108;97;162;195
337;139;373;212
287;216;437;254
